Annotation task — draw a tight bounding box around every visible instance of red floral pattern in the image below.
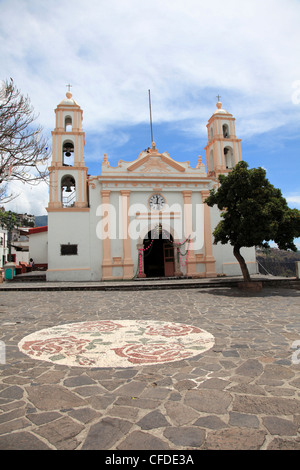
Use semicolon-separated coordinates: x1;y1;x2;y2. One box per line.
145;323;203;337
76;356;96;366
113;342;191;364
19;320;214;368
67;320;124;332
22;336;90;357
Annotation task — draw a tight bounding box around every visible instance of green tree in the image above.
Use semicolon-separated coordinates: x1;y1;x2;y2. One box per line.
205;161;300;282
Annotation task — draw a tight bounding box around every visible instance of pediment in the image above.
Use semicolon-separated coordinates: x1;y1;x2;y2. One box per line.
127;149;186;174
100;143;207;177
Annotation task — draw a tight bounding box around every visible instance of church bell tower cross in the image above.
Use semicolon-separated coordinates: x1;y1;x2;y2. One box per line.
47;88;89;211
204;98;242;178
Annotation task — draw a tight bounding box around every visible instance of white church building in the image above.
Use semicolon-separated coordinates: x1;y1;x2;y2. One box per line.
45;91;258;282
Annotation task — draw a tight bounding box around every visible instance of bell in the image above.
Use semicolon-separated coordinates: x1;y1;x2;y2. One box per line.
65;187;72;193
65;151;71;157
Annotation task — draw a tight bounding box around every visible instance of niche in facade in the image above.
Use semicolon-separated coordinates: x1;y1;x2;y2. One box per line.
209;149;214;171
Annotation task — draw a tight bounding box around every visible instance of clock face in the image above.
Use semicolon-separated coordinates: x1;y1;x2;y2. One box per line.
149;194;165;210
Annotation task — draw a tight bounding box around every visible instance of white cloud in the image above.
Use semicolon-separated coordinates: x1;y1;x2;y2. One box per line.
4;180;49;216
286;195;300;208
1;0;300;136
1;0;300;213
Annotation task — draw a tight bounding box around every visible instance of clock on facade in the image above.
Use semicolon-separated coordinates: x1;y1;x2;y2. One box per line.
148;194;165;210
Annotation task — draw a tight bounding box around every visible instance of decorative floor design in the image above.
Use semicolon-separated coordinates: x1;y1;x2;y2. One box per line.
18;320;215;368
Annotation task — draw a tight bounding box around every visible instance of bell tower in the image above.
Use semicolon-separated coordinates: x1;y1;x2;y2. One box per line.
204;99;242;177
47;89;88;211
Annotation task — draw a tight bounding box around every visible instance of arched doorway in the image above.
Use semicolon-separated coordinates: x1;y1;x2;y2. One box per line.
143;227;175;278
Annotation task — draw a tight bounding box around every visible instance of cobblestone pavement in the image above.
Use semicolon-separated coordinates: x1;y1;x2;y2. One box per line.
0;286;300;450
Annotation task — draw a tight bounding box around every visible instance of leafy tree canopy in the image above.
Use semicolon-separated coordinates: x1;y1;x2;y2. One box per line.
205;161;300;281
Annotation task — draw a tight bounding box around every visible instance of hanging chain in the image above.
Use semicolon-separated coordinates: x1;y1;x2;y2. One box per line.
133;228;192;278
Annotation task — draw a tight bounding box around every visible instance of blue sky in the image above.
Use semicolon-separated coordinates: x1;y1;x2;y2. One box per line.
1;0;300;247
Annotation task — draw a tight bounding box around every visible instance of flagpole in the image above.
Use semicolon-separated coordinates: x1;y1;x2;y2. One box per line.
148;89;154;145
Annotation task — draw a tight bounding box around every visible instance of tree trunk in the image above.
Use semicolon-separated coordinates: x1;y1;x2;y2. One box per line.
233;245;251;282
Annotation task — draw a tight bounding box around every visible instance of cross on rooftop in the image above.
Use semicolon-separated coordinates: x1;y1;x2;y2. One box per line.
66;84;72;92
216;94;221;101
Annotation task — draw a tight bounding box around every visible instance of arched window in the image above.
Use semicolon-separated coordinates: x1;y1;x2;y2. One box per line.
224;147;234;169
222;124;230;138
61;175;76;207
62;140;74;166
65;116;72;132
210;127;213;141
209;150;214;171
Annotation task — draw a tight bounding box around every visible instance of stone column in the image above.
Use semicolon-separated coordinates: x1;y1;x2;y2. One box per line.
101;190;113;280
75;168;89;209
201;190;217;277
74;134;79;165
120;190;134;279
174;245;183;277
182;190;197;276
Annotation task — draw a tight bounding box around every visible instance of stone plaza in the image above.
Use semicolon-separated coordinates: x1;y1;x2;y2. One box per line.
0;281;299;450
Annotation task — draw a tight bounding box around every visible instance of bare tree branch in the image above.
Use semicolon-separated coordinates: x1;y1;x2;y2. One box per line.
0;78;51;202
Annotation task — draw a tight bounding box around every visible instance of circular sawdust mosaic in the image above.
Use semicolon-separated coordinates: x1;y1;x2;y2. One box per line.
18;320;215;368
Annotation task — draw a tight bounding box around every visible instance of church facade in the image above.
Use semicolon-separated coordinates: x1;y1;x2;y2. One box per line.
46;92;258;282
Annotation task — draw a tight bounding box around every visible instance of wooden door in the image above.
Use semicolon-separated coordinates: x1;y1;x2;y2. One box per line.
163;244;175;277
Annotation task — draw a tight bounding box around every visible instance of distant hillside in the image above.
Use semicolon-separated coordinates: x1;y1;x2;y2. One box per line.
35;215;48;227
256;248;300;277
